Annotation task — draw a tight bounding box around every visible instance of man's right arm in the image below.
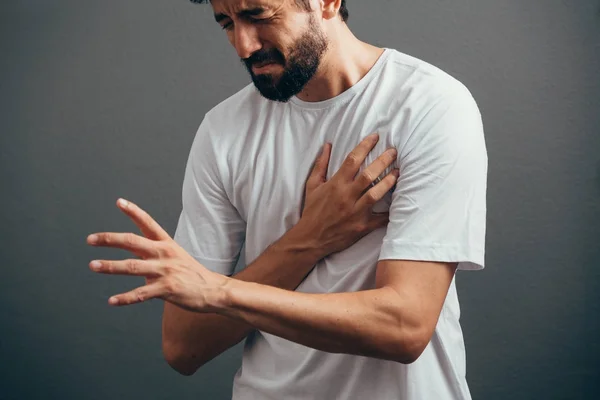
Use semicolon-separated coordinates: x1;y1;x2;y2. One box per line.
162;134;398;375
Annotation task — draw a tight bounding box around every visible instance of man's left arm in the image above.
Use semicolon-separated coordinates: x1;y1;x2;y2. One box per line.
88;81;485;365
214;82;486;364
215;259;457;364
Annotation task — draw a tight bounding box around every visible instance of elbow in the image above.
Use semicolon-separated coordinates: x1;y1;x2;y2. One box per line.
393;340;428;365
162;339;203;376
382;328;430;365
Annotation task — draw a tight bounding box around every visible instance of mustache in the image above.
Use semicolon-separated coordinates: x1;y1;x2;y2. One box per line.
242;49;285;68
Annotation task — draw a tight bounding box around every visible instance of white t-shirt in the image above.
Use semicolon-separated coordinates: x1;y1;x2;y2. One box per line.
174;48;487;400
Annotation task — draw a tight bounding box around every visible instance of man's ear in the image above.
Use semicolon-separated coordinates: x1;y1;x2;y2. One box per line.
320;0;342;20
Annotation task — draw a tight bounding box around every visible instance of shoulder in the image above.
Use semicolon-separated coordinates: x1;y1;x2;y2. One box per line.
203;83;267;133
381;48;478;111
375;50;484;158
190;83;269;154
187;83;275;183
383;49;466;91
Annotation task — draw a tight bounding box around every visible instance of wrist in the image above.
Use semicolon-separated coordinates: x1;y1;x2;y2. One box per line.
212;277;245;320
207;272;235;313
276;222;327;263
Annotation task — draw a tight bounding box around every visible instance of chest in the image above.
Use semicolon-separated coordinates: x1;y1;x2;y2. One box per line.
225;105;403;260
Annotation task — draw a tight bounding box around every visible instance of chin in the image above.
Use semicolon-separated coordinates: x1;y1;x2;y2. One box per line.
254;85;295;103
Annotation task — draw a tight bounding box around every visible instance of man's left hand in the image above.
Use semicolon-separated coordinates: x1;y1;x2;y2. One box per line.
87;198;227;311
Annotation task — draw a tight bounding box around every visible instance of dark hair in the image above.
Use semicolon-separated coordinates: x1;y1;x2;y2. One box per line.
339;0;349;22
190;0;349;22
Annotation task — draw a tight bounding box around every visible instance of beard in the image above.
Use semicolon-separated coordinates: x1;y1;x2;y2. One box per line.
242;16;328;102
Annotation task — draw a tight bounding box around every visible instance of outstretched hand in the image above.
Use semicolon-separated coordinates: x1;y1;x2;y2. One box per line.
87;198;227;310
88;135;399;307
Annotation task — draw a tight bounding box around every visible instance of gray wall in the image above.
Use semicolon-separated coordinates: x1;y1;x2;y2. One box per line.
1;1;598;399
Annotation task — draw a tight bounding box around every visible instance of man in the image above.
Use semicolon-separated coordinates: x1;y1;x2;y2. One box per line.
87;0;487;399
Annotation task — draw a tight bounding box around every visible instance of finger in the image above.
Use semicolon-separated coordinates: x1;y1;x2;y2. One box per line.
108;282;163;306
366;212;391;231
86;232;160;258
357;169;399;209
336;133;379;181
353;147;397;193
116;198;171;241
305;143;332;193
89;258;161;276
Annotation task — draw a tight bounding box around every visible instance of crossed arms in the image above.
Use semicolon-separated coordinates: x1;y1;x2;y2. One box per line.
87;134;459;375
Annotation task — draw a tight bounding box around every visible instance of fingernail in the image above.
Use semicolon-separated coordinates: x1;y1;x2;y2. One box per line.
87;234;98;244
108;297;119;305
387;148;398;157
90;260;102;270
369;133;379;140
117;198;128;208
393;168;400;177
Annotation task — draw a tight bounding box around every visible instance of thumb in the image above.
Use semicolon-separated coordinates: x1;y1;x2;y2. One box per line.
305;143;332;193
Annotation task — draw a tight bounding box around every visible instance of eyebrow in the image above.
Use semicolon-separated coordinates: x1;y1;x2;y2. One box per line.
214;7;266;23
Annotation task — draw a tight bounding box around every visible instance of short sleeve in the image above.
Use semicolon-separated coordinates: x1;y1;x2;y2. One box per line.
379;84;487;270
173;116;246;276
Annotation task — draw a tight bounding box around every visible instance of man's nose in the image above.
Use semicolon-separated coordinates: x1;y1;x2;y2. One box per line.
233;24;262;60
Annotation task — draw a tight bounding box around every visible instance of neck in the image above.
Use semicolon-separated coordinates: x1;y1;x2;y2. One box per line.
295;26;384;103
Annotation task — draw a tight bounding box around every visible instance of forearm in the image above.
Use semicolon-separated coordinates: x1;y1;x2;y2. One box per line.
216;280;421;363
232;225;324;290
162;225;324;374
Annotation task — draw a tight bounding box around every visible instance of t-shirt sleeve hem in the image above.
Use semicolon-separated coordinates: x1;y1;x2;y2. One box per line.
378;241;485;271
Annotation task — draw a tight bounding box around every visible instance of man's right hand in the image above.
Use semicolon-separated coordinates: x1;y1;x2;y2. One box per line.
296;133;399;258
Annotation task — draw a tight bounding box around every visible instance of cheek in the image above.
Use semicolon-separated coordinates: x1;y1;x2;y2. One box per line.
257;23;296;52
256;26;280;46
226;31;235;47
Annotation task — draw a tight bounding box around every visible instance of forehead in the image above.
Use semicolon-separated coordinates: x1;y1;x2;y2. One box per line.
211;0;288;14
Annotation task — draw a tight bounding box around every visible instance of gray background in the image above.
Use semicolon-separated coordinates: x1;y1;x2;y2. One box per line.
1;0;599;399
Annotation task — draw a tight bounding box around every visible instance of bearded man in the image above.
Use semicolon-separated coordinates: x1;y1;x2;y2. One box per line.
88;1;487;399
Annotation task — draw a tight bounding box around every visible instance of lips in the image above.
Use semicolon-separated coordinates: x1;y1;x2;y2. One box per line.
253;60;277;69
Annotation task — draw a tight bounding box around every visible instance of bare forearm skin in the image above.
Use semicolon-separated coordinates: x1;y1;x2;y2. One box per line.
217;281;424;364
162;225;324;375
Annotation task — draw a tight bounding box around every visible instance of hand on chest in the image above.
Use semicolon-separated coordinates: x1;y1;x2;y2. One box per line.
246;127;397;231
